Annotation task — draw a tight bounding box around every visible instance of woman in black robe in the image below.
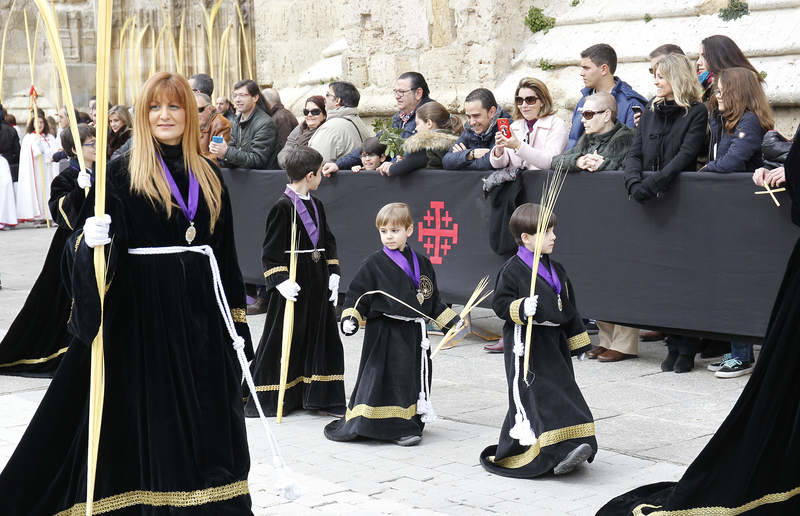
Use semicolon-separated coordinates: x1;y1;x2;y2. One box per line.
0;124;95;377
597;126;800;514
0;73;254;515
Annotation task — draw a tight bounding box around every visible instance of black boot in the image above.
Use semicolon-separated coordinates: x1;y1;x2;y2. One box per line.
674;353;695;373
661;349;678;372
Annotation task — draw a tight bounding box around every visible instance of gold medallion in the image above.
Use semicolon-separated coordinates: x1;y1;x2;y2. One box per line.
185;222;196;245
312;249;321;262
416;291;425;305
419;275;434;300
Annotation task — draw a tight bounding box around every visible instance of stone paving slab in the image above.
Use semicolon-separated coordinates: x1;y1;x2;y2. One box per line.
0;225;751;514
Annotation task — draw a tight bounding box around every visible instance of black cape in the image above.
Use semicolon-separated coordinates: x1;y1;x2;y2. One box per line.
324;247;459;442
0;144;254;515
480;254;596;478
0;160;90;377
245;192;346;417
597;126;800;515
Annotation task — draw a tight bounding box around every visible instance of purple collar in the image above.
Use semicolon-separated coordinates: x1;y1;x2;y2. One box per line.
516;246;561;294
284;186;320;247
383;246;420;287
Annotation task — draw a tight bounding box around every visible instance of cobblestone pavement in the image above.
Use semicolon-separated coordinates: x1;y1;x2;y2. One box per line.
0;226;752;514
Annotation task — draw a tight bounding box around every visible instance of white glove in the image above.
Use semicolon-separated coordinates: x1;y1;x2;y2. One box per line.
328;273;340;305
342;319;356;335
523;295;538;317
276;279;301;302
77;171;92;189
454;319;465;332
83;215;111;248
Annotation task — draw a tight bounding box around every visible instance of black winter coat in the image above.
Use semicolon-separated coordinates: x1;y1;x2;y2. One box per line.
704;111;765;173
624;100;708;201
442;108;513;171
0;120;20;165
223;108;280;170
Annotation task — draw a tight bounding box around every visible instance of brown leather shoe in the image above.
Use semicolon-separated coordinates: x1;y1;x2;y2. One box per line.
484;338;504;353
586;346;608;359
597;349;637;362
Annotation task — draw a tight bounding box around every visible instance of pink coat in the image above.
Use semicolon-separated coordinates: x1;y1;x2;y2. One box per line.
489;114;569;170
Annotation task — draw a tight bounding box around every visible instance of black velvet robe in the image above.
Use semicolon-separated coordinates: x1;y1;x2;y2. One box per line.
596;124;800;515
480;254;596;478
0;160;89;377
245;193;346;417
324;247;459;442
0;144;254;515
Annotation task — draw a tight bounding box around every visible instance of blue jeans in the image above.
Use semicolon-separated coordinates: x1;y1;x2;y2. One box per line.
730;340;754;363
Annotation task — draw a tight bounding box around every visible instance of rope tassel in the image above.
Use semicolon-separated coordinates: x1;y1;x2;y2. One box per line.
510;324;536;446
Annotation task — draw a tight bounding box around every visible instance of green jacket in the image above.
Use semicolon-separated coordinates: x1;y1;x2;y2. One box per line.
551;121;634;173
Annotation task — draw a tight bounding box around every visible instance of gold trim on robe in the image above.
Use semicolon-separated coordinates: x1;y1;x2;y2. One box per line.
264;266;289;278
632;485;800;516
341;307;363;326
254;374;344;392
345;403;417;421
326;259;339;266
509;298;526;326
231;308;247;323
74;231;84;251
434;307;458;330
55;480;250;515
0;347;69;368
58;196;73;230
489;422;596;469
567;331;591;351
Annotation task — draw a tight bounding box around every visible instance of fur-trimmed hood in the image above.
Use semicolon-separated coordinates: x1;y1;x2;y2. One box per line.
403;129;459;154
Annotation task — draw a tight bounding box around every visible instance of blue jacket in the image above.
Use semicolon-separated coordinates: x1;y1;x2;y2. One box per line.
442;108;513;170
567;77;647;150
704;111;765;173
335;97;435;169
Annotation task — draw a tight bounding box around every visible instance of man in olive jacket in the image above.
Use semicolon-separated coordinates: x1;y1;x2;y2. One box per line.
210;79;280;170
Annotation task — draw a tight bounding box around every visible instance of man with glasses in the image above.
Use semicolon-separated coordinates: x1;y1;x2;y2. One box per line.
322;72;432;176
567;43;646;149
309;81;372;163
195;92;231;163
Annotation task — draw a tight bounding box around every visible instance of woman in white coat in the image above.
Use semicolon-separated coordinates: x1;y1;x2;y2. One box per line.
490;77;569;171
16;111;58;223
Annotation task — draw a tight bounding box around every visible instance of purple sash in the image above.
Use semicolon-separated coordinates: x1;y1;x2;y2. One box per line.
158;153;198;222
516;245;561;295
383;246;420;288
284;186;320;247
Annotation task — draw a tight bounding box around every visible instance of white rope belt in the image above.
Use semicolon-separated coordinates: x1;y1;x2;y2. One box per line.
510;323;536;445
384;313;436;423
128;244;298;498
284;248;325;254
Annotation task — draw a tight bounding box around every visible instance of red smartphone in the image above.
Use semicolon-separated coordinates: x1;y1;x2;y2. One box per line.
497;118;511;138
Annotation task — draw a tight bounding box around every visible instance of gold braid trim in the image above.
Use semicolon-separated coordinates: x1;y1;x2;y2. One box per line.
58;196;73;230
434;307;458;330
632;485;800;516
346;403;416;421
74;231;84;251
326;259;339;266
509;298;526;326
489;422;595;469
263;266;288;278
55;480;249;515
568;331;591;351
231;308;247;323
254;374;344;392
341;307;363;326
0;346;69;368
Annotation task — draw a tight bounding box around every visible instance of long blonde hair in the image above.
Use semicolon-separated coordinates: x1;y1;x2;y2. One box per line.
652;54;703;112
129;73;222;232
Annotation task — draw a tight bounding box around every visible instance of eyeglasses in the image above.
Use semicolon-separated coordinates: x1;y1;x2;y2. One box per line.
514;95;539;106
581;109;607;120
303;108;322;116
393;88;413;97
198;105;209;112
83;140;96;148
191;88;200;93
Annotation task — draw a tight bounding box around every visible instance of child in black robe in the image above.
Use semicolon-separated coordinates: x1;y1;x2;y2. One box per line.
324;202;461;446
245;145;346;417
480;203;596;477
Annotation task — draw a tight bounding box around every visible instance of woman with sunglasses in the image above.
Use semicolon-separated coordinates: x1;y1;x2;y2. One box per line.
490;77;568;171
286;95;327;147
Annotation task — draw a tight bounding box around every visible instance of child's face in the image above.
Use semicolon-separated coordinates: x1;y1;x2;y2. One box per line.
379;224;413;251
361;153;386;170
521;228;556;254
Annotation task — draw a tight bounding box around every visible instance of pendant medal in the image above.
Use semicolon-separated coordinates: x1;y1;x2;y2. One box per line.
557;294;563;311
416;291;425;305
312;249;321;262
185;222;196;245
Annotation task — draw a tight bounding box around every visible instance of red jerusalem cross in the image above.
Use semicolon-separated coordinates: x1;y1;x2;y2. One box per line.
417;201;458;264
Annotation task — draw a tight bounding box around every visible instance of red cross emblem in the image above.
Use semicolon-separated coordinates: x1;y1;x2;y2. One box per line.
417;201;458;264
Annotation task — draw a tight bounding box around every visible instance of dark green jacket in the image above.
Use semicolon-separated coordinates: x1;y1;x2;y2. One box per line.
223;108;279;169
551;121;634;173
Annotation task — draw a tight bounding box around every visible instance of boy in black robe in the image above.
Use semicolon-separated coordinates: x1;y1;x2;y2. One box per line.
480;203;597;477
245;145;346;417
324;202;461;446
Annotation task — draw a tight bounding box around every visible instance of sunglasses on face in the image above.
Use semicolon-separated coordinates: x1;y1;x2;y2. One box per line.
581;109;607;120
303;108;322;116
514;95;539;106
198;105;209;113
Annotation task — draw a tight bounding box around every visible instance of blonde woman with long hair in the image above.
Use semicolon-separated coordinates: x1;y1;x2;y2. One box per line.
0;72;256;514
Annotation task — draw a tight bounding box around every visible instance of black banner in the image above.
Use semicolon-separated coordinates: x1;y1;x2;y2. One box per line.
222;168;799;340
